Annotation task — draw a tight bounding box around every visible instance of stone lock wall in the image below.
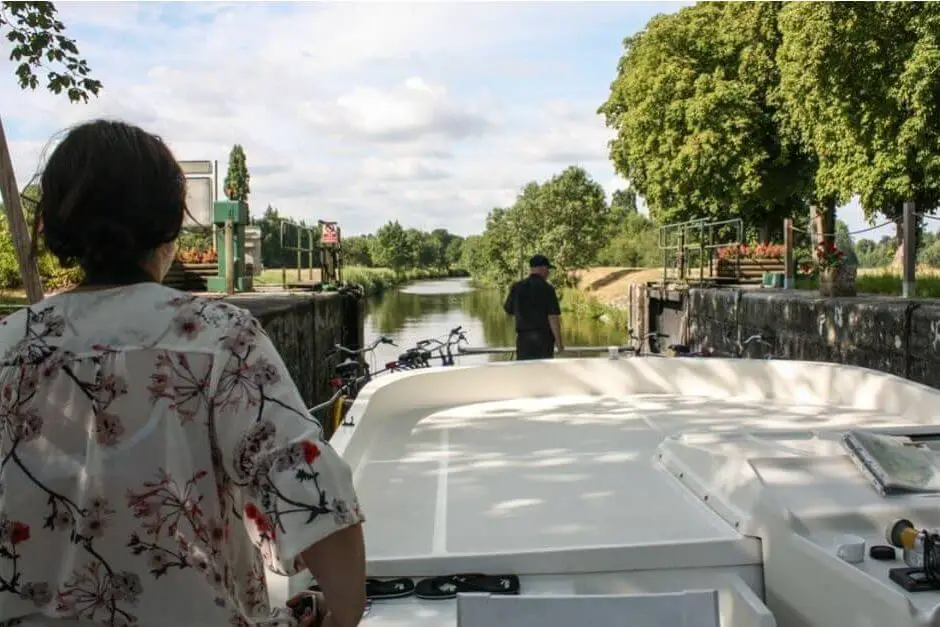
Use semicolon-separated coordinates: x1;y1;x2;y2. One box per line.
636;285;940;389
233;292;364;421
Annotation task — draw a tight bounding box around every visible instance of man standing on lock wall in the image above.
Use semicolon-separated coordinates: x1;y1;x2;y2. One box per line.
502;254;564;360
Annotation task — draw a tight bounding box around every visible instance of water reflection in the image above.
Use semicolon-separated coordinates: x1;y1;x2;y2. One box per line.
364;278;629;367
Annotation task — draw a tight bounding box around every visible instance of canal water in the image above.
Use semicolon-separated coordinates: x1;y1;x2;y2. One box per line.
362;277;629;368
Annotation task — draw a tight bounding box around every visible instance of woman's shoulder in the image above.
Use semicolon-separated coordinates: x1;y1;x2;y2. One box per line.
0;285;259;354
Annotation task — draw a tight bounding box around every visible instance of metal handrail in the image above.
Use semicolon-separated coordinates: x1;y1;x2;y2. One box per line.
457;345;638;356
658;217;744;284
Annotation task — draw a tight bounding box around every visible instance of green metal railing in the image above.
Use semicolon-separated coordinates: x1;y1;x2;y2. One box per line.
658;217;743;284
279;220;318;284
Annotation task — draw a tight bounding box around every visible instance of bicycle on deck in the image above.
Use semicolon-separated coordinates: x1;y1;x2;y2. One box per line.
386;326;469;371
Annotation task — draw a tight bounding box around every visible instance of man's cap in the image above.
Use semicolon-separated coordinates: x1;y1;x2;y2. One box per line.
529;254;553;269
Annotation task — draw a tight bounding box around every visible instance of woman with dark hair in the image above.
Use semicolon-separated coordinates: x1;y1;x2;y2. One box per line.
0;120;365;627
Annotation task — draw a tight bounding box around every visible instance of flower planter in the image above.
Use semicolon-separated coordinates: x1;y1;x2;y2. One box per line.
717;258;785;280
164;261;219;292
818;265;857;297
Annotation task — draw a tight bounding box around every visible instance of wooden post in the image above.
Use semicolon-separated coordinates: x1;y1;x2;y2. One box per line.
224;220;235;294
903;201;916;298
0;117;44;303
678;228;686;280
308;229;314;281
295;225;301;282
783;218;794;289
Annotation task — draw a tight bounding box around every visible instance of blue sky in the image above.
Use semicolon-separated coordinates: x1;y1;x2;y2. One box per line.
0;1;907;241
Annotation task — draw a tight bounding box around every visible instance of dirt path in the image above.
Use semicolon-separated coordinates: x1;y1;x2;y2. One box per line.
571;267;664;308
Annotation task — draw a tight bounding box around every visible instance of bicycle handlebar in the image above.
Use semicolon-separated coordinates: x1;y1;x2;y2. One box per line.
307;386;345;417
332;335;397;357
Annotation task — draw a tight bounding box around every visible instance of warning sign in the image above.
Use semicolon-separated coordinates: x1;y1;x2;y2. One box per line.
320;222;340;246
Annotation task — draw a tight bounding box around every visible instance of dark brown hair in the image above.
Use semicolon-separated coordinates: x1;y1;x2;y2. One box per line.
30;119;187;282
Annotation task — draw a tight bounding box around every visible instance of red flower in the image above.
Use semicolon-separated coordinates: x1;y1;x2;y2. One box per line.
11;522;30;545
244;504;260;520
302;441;320;464
254;514;275;538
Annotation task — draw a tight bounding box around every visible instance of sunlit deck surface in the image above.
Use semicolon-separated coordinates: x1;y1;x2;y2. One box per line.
273;357;940;627
354;393;898;566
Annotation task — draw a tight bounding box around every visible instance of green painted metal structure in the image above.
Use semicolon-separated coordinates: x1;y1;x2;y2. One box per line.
206;200;254;293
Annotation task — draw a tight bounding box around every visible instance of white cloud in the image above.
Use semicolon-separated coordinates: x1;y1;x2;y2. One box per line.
360;156;451;182
1;1;681;236
302;77;492;143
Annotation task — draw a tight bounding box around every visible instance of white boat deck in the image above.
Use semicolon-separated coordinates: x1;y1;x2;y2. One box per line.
352;392;895;574
275;357;940;627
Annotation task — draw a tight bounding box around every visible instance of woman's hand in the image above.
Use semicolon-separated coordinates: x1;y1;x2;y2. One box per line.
288;590;328;627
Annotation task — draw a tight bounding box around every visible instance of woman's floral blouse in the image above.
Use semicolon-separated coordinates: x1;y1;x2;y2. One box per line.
0;284;364;627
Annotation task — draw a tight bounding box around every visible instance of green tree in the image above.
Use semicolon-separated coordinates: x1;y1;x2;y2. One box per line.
599;2;813;236
610;188;638;217
341;235;373;267
405;228;437;269
2;1;102;301
776;2;940;251
834;220;858;267
223;144;250;201
469;166;611;287
855;236;897;268
2;2;102;100
444;236;464;270
255;205;283;268
537;166;610;274
371;221;412;276
597;212;661;268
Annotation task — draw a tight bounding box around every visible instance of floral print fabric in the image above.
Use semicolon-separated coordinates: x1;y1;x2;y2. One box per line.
0;284;363;627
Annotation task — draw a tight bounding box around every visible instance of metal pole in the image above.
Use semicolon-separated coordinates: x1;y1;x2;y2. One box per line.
784;218;794;289
308;229;314;281
211;161;219;252
698;220;704;284
224;220;235;294
903;201;916;298
678;228;686;281
296;224;302;282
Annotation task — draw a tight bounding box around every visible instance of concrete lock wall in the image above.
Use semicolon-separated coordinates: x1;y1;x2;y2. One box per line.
235;292;365;433
630;284;940;389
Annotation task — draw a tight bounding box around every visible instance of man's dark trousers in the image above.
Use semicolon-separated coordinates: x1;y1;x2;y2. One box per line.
516;330;555;360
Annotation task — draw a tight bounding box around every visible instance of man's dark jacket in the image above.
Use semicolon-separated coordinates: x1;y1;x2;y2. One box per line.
503;274;561;360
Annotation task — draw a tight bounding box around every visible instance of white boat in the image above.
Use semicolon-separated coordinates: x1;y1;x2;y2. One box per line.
270;356;940;627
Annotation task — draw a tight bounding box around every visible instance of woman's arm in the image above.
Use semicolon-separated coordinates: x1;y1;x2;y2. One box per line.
301;523;366;627
209;307;366;625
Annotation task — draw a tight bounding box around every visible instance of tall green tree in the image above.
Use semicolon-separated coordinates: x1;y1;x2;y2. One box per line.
599;2;813;237
776;2;940;255
470;166;611;287
223;144;250;201
537;166;610;274
2;1;102;302
371;221;412;276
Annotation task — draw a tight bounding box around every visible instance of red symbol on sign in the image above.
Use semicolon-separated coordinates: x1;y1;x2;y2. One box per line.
321;223;339;245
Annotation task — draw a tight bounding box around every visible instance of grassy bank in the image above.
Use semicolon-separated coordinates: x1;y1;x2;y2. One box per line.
255;266;468;296
794;268;940;298
560;288;630;328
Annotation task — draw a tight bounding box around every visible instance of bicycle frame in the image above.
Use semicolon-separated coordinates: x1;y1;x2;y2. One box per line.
328;335;397;394
412;326;469;367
